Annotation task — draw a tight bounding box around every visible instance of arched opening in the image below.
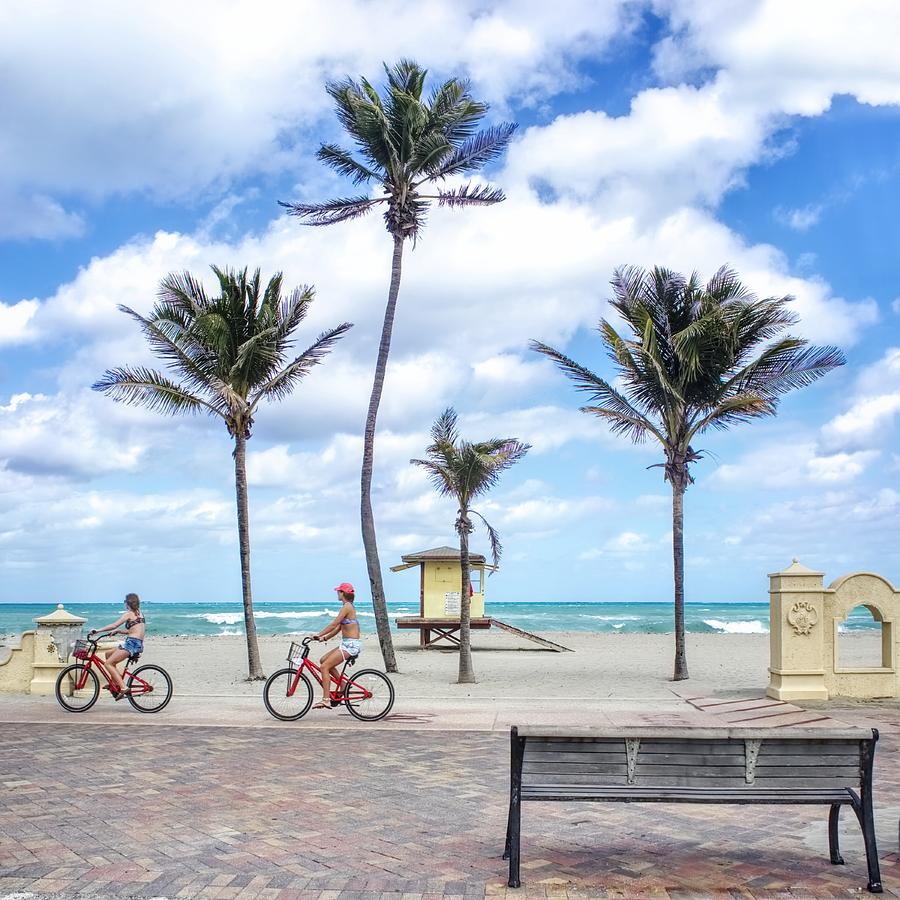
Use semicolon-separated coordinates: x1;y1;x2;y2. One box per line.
835;604;892;670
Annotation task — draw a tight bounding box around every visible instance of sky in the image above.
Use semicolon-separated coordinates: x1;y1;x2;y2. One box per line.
1;0;899;607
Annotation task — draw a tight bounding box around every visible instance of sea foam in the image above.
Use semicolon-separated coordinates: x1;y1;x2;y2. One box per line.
703;618;768;634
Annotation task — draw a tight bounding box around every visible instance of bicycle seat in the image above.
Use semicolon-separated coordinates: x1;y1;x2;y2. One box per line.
128;655;141;664
345;657;357;668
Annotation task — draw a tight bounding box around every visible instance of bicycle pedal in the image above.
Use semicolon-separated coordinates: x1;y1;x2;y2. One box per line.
329;698;341;708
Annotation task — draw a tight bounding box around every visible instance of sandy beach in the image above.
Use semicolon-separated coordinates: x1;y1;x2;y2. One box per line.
128;630;887;700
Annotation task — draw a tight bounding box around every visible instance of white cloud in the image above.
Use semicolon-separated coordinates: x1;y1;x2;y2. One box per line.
0;300;39;345
822;348;900;450
0;391;146;478
0;194;84;241
892;298;900;315
775;204;823;231
711;442;879;489
654;0;900;110
0;0;634;239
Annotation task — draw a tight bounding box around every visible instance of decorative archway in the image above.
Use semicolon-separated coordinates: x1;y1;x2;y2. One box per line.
767;561;899;701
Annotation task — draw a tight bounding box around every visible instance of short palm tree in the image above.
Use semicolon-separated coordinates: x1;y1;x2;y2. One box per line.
281;60;516;673
532;265;845;680
411;408;529;683
93;266;352;680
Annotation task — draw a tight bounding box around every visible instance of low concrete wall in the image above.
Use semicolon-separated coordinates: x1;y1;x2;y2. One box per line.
0;631;37;693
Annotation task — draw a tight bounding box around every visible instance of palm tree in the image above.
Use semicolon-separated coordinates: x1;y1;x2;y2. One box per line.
93;266;352;680
532;265;845;681
411;408;529;683
280;60;516;673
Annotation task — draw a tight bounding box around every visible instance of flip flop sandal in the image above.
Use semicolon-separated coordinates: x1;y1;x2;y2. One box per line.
311;700;332;710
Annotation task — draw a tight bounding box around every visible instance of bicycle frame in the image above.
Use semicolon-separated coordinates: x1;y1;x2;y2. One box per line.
71;643;153;696
290;657;372;702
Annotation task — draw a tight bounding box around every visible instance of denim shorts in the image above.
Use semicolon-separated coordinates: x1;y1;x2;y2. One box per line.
340;638;362;659
118;637;144;658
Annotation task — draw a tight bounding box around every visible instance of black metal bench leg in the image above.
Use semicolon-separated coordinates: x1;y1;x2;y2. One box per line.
503;802;511;860
828;804;844;864
858;736;883;893
507;729;524;888
507;794;521;888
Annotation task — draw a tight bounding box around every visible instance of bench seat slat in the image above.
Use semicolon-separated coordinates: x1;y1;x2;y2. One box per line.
521;785;853;802
526;774;858;788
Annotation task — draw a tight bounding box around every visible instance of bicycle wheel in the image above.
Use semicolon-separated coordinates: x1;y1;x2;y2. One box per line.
342;669;394;721
55;664;99;712
126;665;173;713
263;668;314;721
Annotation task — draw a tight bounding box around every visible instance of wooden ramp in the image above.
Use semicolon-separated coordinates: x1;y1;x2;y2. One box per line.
490;618;573;652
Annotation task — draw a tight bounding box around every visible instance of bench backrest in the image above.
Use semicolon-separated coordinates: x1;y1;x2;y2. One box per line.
514;726;877;791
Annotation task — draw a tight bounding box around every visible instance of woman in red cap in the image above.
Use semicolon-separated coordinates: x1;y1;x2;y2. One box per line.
311;583;361;709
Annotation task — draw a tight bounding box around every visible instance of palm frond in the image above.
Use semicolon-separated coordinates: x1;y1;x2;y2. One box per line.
278;195;384;226
470;509;502;567
409;458;456;497
727;341;846;399
92;366;217;418
316;144;379;185
688;393;775;437
117;304;227;400
429;124;518;179
429;407;459;447
435;183;506;207
249;323;353;409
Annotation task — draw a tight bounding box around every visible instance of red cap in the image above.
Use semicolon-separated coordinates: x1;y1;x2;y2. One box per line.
334;582;355;594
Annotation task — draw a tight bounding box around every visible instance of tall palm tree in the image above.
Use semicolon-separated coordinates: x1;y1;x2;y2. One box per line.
93;266;352;680
411;408;529;683
532;265;845;681
281;60;516;673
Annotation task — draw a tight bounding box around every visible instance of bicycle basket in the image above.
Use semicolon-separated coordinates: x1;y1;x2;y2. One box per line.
72;639;91;660
287;641;304;665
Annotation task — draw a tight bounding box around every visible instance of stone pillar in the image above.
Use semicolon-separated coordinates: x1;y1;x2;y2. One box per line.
31;604;86;695
767;559;828;700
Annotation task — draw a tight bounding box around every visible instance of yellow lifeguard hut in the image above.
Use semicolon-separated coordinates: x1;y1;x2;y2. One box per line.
391;546;494;648
391;546;573;652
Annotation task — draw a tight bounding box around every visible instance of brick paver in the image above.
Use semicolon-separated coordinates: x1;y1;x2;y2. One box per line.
0;721;897;898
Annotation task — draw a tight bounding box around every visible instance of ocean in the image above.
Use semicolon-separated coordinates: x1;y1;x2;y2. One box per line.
0;600;881;639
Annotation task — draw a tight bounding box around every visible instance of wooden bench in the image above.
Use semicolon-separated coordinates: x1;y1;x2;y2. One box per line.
504;725;882;893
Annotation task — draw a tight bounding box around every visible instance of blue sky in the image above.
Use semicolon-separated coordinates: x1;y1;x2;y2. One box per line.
1;0;899;607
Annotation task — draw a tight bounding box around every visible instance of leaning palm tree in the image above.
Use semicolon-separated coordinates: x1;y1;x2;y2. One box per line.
411;408;529;683
281;60;516;673
93;266;352;680
532;265;845;681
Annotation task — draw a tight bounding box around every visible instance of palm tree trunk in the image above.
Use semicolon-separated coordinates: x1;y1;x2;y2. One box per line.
671;478;689;681
233;431;264;680
457;513;475;684
360;233;403;673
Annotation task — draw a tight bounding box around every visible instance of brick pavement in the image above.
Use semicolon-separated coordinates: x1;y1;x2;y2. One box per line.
0;721;898;899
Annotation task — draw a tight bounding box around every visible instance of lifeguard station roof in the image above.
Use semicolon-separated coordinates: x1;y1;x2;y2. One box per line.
390;546;495;572
403;546;486;563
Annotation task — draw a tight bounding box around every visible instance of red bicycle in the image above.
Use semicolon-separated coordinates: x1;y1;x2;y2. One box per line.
263;636;394;722
55;632;173;713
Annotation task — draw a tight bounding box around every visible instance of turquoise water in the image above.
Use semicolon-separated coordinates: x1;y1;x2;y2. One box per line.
0;600;882;638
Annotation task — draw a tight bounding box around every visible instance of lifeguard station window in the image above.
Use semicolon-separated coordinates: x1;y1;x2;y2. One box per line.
470;569;483;593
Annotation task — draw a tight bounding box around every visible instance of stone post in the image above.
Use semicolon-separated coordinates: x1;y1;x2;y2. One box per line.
767;559;828;700
31;604;86;695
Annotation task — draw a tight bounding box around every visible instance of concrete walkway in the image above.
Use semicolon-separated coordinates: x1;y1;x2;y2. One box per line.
0;692;898;899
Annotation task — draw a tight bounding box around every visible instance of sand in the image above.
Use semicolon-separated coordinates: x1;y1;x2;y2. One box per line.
127;630;886;700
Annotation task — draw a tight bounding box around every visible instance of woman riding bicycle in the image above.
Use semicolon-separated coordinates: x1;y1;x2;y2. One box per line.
311;583;360;710
89;592;145;699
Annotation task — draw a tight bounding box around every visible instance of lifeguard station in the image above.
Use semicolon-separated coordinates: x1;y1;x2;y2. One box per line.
391;546;571;651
